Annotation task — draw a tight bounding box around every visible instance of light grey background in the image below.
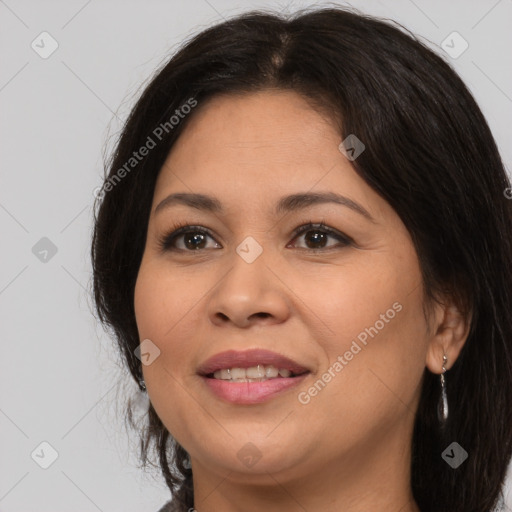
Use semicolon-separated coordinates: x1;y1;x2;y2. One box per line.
1;1;511;511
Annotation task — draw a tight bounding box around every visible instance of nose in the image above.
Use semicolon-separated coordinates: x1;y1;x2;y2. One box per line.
207;247;291;329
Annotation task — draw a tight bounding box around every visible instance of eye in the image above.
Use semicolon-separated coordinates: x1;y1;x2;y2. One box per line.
287;222;352;251
158;221;352;254
158;224;220;252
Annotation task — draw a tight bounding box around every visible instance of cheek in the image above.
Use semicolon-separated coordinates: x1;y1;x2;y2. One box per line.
298;306;427;454
294;252;427;417
134;257;215;392
288;256;404;348
134;258;200;339
134;266;166;342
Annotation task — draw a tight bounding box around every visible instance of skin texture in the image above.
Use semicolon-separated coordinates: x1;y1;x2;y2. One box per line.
134;90;471;512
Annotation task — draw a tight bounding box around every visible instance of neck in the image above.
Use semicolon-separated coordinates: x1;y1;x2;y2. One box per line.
190;417;419;512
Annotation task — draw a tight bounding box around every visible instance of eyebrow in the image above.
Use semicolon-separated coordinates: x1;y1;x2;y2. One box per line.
154;191;376;223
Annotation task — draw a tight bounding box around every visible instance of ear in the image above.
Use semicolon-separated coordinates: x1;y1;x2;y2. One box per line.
425;298;472;374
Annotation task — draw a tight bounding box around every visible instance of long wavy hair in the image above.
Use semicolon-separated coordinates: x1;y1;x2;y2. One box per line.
91;6;512;511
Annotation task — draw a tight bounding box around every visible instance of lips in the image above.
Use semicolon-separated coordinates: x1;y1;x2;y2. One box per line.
196;348;310;377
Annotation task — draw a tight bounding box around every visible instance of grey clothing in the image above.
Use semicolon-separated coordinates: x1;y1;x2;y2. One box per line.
157;500;179;512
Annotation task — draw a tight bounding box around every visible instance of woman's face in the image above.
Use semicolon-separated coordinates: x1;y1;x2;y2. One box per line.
134;90;434;487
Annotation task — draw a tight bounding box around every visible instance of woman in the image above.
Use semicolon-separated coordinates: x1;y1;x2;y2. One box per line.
91;6;512;512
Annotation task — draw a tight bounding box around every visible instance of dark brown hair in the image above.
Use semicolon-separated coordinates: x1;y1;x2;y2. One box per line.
91;6;512;511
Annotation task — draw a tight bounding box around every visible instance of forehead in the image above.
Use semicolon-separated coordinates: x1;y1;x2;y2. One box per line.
151;91;397;228
155;90;351;191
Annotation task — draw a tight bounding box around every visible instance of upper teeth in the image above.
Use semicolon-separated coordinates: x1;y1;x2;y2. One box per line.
213;365;292;380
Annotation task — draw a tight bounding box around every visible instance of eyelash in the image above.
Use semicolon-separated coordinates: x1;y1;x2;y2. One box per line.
157;220;353;254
